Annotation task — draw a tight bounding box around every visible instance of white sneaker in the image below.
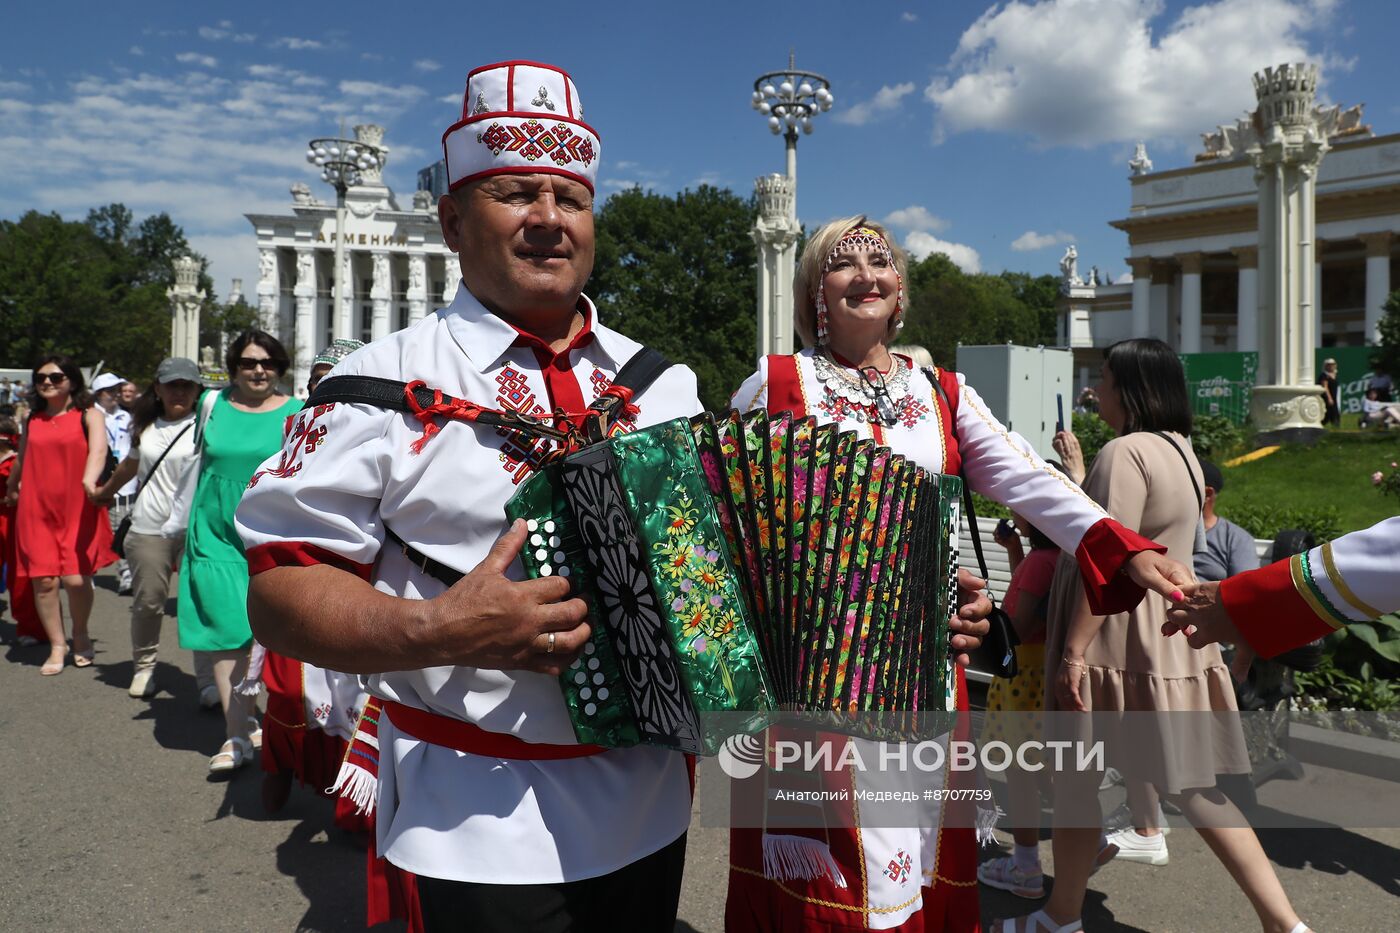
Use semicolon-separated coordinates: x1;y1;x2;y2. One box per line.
128;668;157;699
198;684;220;710
247;716;263;751
117;569;133;595
1105;827;1168;865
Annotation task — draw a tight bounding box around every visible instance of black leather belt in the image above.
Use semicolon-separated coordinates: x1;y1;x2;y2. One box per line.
385;526;464;588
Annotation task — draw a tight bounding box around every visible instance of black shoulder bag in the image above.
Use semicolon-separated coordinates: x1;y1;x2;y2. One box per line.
112;421;194;558
925;368;1020;679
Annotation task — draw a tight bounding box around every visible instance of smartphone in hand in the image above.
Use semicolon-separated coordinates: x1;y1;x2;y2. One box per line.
995;518;1015;540
1056;393;1065;433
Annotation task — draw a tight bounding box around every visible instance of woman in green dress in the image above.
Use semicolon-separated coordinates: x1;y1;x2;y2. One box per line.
177;331;301;774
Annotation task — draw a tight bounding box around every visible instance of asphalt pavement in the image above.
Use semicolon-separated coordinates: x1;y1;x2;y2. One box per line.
2;570;1396;932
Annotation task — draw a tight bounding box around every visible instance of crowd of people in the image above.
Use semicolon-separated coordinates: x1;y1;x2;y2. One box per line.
10;56;1398;933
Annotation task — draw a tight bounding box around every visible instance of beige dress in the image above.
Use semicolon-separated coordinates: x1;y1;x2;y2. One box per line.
1045;430;1250;793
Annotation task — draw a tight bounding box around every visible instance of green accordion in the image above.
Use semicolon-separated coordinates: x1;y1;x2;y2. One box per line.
505;410;962;755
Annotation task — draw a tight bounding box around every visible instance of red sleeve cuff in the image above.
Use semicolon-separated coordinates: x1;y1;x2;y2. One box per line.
245;541;373;581
1219;558;1336;658
1074;517;1167;616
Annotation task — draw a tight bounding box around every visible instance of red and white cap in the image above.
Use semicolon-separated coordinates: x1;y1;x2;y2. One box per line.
441;60;600;194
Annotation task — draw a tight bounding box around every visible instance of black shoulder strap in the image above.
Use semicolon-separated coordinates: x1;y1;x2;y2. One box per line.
305;346;673;445
924;367;990;584
1151;430;1203;514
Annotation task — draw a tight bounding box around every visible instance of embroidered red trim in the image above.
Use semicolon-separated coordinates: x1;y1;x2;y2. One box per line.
383;700;606;760
1073;518;1167;616
1219;558;1333;658
245;541;373;581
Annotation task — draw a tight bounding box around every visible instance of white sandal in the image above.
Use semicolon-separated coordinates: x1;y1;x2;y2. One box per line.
209;736;252;774
998;909;1081;932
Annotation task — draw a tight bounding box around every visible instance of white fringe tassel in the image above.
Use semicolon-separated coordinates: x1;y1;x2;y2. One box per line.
761;833;848;888
329;762;377;817
975;803;1006;847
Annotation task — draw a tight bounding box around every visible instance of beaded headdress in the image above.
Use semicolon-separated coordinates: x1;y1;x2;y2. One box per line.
815;225;904;345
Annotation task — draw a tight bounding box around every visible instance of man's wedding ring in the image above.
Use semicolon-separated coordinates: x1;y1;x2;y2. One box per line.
546;631;556;654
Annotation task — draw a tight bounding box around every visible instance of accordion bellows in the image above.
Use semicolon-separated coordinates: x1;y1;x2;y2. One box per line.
505;411;961;755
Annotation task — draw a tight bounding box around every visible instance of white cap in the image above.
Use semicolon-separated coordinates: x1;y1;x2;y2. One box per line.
90;373;125;392
441;60;600;194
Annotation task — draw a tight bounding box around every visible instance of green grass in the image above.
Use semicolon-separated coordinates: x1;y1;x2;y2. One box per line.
1216;431;1400;539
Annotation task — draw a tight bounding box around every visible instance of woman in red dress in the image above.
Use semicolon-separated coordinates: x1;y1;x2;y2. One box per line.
3;357;116;674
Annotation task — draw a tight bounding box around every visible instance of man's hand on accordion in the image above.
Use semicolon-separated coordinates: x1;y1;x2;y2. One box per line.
427;519;592;676
951;568;993;668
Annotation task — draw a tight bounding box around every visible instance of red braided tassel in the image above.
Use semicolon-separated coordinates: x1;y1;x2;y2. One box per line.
597;384;640;420
403;379;487;454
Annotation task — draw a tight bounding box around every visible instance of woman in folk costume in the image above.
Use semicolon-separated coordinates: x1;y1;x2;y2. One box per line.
255;338;371;813
1167;515;1400;657
725;218;1193;933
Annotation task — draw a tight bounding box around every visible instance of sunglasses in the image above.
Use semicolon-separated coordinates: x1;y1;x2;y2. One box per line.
236;357;279;372
34;373;69;386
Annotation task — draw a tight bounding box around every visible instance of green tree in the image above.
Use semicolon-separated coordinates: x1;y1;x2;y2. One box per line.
0;203;212;381
899;253;1047;369
1371;288;1400;380
590;185;758;411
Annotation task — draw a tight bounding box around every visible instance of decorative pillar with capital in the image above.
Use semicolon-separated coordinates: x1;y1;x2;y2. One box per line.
293;249;317;394
1178;252;1204;353
257;247;280;336
167;256;204;362
1127;257;1153;338
370;251;391;341
407;253;428;324
1361;231;1393;344
752;174;800;357
1247;62;1329;442
1231;246;1259;352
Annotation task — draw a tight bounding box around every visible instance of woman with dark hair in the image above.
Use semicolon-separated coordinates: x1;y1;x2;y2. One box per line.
174;331;300;773
1027;338;1309;933
3;356;116;674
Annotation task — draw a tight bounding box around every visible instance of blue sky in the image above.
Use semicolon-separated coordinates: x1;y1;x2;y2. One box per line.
1;0;1393;300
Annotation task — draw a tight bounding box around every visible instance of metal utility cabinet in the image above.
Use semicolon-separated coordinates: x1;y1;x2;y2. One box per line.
954;345;1073;464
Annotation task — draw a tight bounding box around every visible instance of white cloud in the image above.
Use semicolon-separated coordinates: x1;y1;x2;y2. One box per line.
903;232;982;273
271;36;323;51
414;59;442;72
901;11;918;22
129;45;144;56
198;23;255;43
0;80;30;95
175;52;218;69
0;62;432;300
883;205;949;234
926;0;1335;148
1011;229;1075;252
439;93;460;106
835;81;916;126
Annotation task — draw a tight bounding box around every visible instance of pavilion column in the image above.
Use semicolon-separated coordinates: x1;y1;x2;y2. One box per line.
256;247;279;336
407;253;428;324
1361;232;1393;345
370;250;391;341
1127;257;1153;338
1231;246;1259;353
293;248;317;395
1178;252;1204;353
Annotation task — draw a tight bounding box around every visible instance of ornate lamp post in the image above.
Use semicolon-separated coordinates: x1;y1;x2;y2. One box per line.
749;54;833;358
306;129;386;342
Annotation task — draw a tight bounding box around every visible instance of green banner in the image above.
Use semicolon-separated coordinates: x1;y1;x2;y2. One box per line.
1179;352;1258;424
1316;346;1376;418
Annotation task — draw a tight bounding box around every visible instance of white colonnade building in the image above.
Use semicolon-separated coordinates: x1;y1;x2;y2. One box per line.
1059;86;1398;380
247;126;457;394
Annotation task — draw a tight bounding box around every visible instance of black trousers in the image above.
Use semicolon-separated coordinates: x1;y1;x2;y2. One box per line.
415;832;687;933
